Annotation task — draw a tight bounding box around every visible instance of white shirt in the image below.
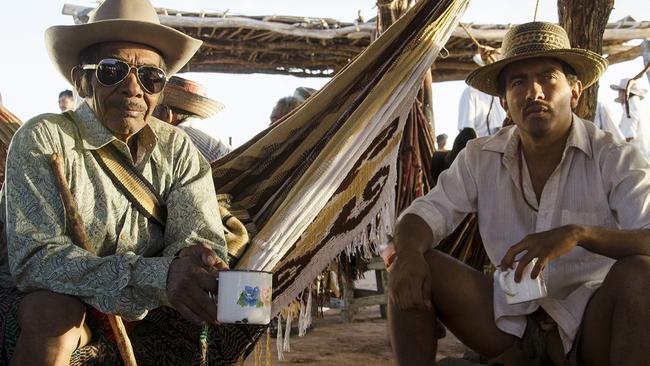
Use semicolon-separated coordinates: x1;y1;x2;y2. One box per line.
593;102;624;142
400;116;650;353
458;86;507;137
618;96;650;159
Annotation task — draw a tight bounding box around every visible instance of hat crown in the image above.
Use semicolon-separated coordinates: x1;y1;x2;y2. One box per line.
501;22;572;59
167;76;207;97
90;0;160;24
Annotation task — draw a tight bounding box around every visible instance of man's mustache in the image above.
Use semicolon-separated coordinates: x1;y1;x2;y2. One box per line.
110;99;147;112
523;101;551;116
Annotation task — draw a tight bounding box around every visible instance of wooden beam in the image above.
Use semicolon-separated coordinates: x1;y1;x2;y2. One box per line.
450;25;650;43
200;39;361;58
430;69;471;82
162;16;375;40
641;39;650;85
606;44;643;64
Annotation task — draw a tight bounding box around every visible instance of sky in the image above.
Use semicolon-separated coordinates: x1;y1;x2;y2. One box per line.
0;0;648;147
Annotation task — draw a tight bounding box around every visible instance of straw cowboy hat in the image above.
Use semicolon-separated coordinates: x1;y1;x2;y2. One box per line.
611;78;648;103
162;76;225;119
45;0;202;85
466;22;608;96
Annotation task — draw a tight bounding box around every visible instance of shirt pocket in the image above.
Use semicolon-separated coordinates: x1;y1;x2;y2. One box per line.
560;209;610;227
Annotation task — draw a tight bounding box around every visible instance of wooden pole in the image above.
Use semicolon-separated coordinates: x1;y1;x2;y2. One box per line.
557;0;614;121
50;153;138;366
641;39;650;82
422;70;435;134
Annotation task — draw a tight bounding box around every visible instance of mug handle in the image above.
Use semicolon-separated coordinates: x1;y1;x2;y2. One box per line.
498;270;517;296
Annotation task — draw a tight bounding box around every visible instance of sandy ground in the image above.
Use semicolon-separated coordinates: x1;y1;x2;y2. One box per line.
243;271;486;366
242;305;485;366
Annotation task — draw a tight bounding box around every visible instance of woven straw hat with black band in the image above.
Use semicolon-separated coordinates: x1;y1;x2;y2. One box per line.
162;76;224;119
466;22;608;96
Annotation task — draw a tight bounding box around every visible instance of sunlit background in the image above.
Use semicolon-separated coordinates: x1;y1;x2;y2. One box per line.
1;0;648;147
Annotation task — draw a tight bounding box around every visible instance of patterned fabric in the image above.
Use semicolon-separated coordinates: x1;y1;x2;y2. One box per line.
0;287;23;365
177;117;231;162
0;289;264;366
401;116;650;353
212;0;469;315
0;102;227;319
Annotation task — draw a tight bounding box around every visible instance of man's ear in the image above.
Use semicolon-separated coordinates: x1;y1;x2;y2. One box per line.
71;66;92;99
570;80;583;110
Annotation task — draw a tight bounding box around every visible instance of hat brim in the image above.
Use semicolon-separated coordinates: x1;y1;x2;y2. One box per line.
610;83;648;96
465;49;607;96
163;86;225;119
45;19;202;85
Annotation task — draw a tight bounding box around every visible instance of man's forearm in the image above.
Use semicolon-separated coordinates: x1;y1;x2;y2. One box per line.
393;214;434;255
578;225;650;259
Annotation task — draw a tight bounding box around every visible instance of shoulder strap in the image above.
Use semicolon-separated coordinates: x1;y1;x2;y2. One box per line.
92;144;167;226
62;111;167;226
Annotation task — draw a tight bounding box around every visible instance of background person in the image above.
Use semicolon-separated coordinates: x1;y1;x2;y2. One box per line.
611;78;650;158
57;89;75;112
155;75;231;162
435;133;448;151
270;96;301;125
457;48;507;137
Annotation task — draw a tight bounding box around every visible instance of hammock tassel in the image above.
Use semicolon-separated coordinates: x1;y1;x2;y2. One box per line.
305;289;313;332
265;326;272;366
254;334;261;366
276;316;285;361
283;310;293;352
297;293;307;337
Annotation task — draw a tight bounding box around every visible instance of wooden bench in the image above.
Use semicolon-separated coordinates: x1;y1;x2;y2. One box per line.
340;256;388;322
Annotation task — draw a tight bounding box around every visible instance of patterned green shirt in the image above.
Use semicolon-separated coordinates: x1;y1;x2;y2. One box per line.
1;102;226;320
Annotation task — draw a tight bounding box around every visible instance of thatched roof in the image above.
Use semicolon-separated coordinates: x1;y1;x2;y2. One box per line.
63;4;650;82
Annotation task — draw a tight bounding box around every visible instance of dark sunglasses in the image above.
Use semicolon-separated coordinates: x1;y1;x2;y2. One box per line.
82;58;167;94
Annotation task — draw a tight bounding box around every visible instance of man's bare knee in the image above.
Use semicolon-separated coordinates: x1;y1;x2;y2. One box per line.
423;249;456;272
18;290;86;345
607;255;650;292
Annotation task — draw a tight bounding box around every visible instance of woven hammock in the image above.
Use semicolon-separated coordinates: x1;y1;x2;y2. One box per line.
0;105;22;190
212;0;469;317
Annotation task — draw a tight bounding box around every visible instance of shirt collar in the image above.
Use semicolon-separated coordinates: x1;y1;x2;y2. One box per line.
481;113;593;159
71;102;159;158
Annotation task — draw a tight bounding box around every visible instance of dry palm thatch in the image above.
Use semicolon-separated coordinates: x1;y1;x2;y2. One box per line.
63;4;650;81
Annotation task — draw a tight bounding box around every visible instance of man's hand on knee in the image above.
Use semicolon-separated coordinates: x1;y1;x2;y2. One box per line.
167;243;228;325
388;250;433;311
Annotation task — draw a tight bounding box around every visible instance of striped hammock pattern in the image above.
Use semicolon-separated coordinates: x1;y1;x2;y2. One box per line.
0;105;22;190
212;0;469;316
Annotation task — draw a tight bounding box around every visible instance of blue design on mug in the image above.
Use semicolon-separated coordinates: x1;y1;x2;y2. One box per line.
237;285;272;308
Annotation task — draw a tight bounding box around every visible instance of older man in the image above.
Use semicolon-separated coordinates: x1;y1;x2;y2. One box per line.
388;22;650;366
0;0;232;364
